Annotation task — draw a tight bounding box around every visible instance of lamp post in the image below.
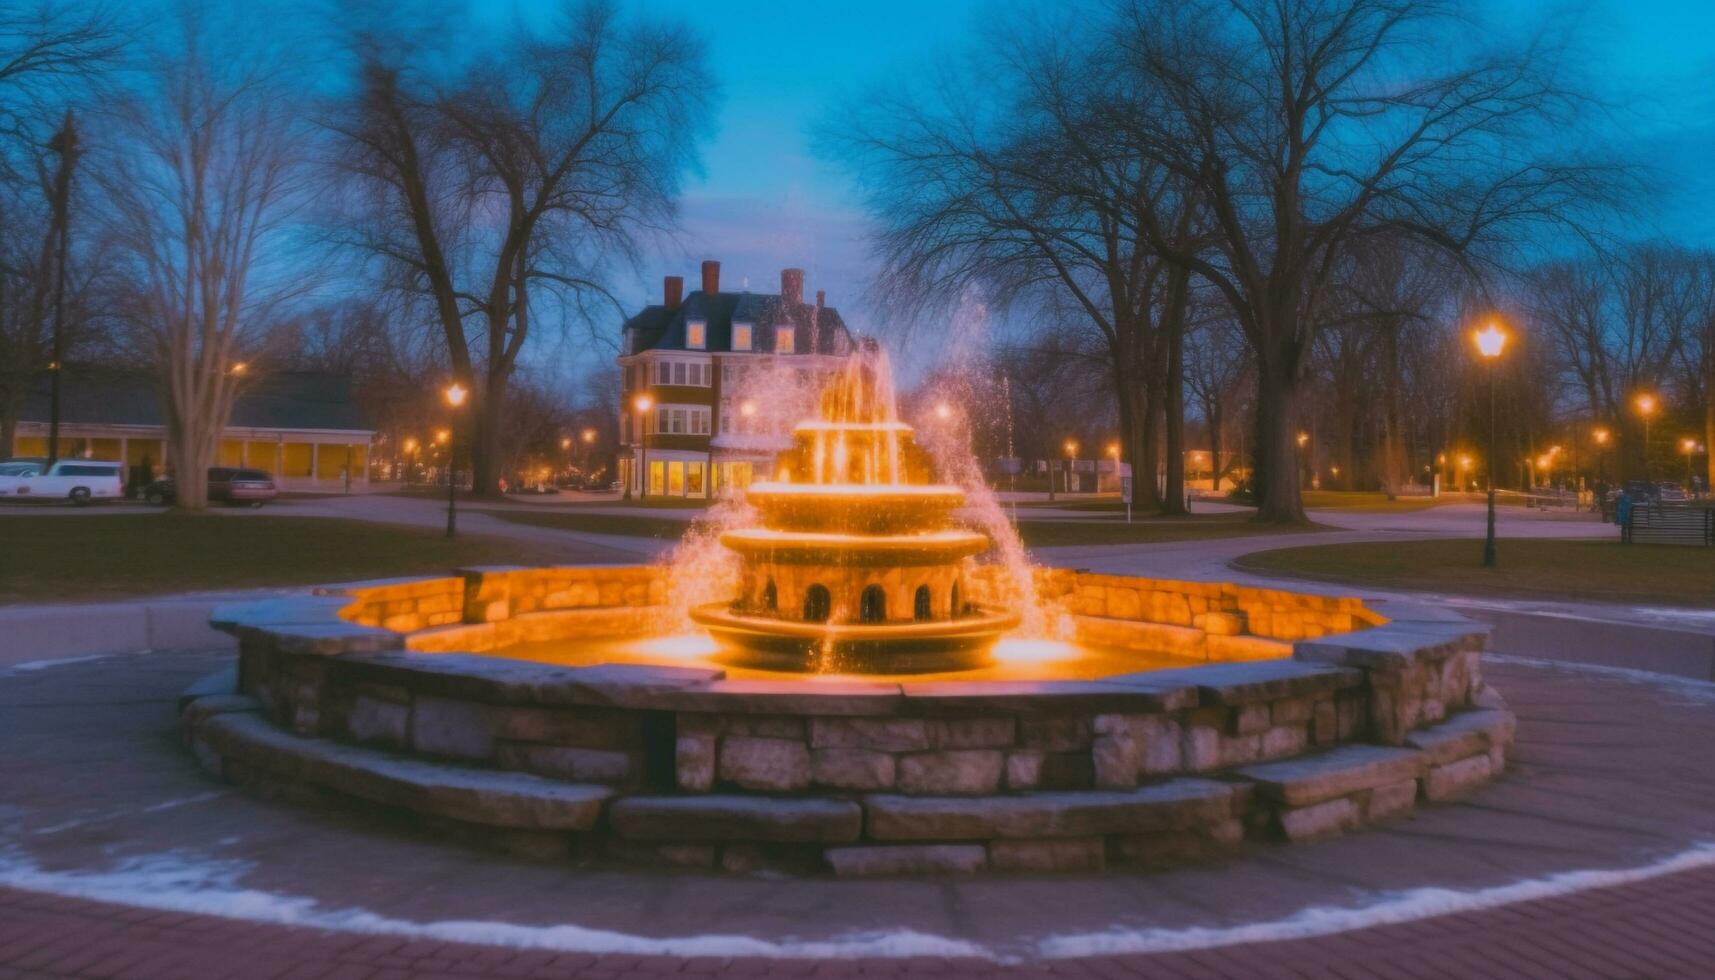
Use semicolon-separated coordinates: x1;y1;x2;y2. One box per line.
1682;437;1700;486
1063;439;1079;496
631;393;653;500
1635;393;1657;480
443;383;467;538
1473;322;1507;568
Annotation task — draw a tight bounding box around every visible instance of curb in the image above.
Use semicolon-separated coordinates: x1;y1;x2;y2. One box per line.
0;597;240;667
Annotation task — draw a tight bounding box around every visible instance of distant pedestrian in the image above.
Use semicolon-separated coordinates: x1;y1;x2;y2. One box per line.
1594;479;1610;522
1616;488;1633;544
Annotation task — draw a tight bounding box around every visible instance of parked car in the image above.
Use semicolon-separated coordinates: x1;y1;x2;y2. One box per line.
0;458;45;477
144;467;279;507
0;458;124;505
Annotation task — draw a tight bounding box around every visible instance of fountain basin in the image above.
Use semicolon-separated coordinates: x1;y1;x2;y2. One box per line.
718;527;989;565
744;483;966;534
192;564;1514;877
689;601;1021;673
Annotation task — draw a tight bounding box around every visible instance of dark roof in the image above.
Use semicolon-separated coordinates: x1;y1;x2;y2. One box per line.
625;289;855;356
20;366;371;432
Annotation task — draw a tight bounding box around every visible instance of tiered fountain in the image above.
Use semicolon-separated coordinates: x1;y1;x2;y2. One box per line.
690;345;1020;672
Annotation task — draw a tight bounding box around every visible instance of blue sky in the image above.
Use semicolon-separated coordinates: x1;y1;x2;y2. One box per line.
508;0;1715;376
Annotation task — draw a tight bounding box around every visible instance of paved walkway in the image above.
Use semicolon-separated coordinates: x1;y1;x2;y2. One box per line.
4;650;1715;977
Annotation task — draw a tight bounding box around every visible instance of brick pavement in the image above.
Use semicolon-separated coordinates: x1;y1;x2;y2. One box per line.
3;862;1714;978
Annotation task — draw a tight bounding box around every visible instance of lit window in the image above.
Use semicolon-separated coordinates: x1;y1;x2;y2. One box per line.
775;326;795;354
687;320;706;349
733;323;752;351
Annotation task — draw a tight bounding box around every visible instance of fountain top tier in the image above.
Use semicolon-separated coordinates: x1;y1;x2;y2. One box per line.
690;342;1018;672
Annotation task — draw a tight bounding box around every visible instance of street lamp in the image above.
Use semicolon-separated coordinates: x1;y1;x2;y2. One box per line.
631;393;654;499
1473;321;1507;568
1063;439;1079;495
1682;437;1700;485
443;383;467;538
1635;393;1658;479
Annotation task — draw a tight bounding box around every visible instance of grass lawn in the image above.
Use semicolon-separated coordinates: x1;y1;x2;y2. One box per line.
1235;538;1715;607
1014;514;1329;547
1298;490;1446;512
476;508;695;539
0;513;566;603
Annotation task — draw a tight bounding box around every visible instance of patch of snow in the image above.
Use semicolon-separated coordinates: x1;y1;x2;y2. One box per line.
31;792;231;836
1034;841;1715;958
2;838;1714;961
1487;653;1715;705
0;847;988;960
5;654;111;673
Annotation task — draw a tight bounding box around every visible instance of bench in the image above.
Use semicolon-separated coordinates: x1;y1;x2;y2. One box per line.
1626;503;1715;546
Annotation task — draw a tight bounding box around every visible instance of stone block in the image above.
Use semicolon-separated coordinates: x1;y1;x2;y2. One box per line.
897;750;1004;795
1236;744;1425;807
722;715;806;739
412;696;495;761
719;842;821;876
1311;700;1339;746
826;844;987;877
1136;661;1363;705
1364;777;1419;821
1201;611;1246;636
1018;716;1093;751
865;779;1237;840
496;742;634;783
1092;732;1141;790
610;796;862;842
1004;750;1044;790
1404;709;1515;766
809;717;929;752
1278;796;1361;841
1218;734;1262;767
1106;587;1142;619
1181;724;1221;772
926;717;1016;749
1295;623;1487;672
1422;753;1493;802
988;837;1106;873
811;748;896;791
1271;697;1313;725
344;694;409;748
1233;703;1271;735
676;733;715;792
718;736;811;792
1260;724;1308;759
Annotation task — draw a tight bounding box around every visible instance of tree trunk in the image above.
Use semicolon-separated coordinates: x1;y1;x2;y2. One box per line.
1159;264;1191;516
166;407;216;510
471;371;510;497
1252;348;1306;523
1138;384;1165;511
1209;405;1223;493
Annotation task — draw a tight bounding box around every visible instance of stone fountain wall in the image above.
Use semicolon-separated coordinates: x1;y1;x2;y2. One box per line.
187;563;1513;875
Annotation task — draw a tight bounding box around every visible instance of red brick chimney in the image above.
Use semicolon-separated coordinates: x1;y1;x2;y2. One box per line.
781;268;804;306
701;260;720;295
815;289;825;311
663;275;683;310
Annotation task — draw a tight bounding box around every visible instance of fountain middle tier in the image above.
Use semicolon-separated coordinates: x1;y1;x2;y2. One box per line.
743;482;966;534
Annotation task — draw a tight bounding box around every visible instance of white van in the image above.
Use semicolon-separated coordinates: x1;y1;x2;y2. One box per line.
0;459;125;505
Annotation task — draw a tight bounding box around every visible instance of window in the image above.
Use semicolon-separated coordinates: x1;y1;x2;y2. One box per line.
687;461;705;496
673;362;687;385
860;585;887;623
720;414;731;434
732;323;752;351
951;582;962;616
762;579;777;611
693;411;710;435
721;361;734;384
775;325;795;354
668;461;685;495
657;362;671;385
687;320;706;349
671;409;686;434
803;584;831;623
914;586;933;621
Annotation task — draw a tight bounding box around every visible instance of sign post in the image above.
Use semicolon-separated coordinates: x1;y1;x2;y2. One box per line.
1121;475;1133;524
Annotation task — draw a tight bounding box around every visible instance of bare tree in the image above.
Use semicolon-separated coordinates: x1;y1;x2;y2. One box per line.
1114;0;1618;521
332;0;715;495
97;2;308;509
829;13;1201;513
0;1;123;456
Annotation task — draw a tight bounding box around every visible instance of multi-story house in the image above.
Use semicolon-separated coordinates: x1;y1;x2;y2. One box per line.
617;260;856;499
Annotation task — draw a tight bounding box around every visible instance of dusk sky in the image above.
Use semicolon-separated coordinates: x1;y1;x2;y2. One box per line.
504;0;1715;377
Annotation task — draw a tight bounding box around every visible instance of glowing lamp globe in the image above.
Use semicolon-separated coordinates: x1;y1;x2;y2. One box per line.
1473;323;1507;360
